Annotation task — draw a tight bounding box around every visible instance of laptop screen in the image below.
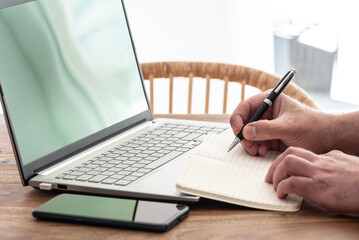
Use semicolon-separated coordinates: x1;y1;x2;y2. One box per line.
0;0;149;167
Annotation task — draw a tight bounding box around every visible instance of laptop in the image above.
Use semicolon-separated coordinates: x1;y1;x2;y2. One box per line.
0;0;229;203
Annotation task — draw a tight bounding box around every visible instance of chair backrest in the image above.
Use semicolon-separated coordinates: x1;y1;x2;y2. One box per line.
140;62;318;114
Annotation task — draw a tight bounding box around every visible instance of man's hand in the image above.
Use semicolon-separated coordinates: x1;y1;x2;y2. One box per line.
265;147;359;216
230;91;335;155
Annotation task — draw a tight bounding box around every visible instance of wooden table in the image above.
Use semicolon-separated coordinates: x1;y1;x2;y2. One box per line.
1;114;359;240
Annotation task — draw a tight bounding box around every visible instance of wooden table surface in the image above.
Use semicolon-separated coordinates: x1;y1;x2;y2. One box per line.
1;114;359;240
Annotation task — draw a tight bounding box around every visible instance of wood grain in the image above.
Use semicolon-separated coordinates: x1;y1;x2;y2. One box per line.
1;114;359;240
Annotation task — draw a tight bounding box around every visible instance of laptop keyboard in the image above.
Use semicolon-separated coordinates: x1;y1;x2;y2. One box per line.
56;123;227;186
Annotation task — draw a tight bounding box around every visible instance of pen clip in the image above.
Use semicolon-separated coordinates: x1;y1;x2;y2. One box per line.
274;69;295;94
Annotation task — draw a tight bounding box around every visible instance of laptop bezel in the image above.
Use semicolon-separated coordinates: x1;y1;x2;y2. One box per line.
0;0;153;186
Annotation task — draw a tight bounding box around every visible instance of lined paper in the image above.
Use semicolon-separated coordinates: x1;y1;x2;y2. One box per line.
176;134;303;212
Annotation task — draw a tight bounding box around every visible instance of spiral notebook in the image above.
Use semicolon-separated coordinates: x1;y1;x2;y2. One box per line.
176;134;303;212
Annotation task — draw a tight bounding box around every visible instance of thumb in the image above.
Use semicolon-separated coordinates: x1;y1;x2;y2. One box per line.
242;119;285;141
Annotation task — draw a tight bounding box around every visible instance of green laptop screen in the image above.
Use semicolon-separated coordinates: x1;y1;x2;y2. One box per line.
0;0;148;165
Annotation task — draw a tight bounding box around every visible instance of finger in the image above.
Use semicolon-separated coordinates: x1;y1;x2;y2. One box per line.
230;91;270;134
272;154;315;191
258;142;268;156
276;176;315;199
247;142;259;156
265;147;318;183
242;119;284;141
242;140;267;156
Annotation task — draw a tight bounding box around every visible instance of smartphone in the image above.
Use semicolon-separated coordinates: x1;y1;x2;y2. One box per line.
32;194;189;232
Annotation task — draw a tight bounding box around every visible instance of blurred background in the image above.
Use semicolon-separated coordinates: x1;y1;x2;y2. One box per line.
125;0;359;114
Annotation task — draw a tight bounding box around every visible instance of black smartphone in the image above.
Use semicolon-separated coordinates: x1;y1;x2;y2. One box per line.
32;194;189;232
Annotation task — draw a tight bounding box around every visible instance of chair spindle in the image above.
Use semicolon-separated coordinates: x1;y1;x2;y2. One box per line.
188;73;194;114
205;74;211;114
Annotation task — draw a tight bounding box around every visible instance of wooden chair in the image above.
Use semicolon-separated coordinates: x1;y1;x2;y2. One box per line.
140;62;318;114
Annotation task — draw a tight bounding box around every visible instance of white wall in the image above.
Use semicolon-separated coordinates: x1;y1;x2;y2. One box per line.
124;0;274;114
124;0;274;69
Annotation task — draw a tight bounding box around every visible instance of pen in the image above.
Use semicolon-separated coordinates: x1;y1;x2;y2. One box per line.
227;69;296;152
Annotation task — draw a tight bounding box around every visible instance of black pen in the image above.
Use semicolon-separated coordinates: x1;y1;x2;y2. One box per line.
227;69;296;152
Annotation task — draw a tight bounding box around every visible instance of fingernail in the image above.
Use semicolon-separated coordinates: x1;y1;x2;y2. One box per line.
246;126;256;139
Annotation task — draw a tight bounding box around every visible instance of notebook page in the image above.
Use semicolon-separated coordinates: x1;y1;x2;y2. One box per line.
177;134;303;211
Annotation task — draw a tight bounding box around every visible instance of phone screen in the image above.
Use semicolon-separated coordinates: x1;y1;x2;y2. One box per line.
33;194;189;231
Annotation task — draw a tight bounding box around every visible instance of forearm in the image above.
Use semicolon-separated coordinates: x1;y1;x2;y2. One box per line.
328;112;359;155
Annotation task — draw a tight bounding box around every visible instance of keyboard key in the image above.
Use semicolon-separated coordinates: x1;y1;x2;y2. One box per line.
151;129;167;135
114;157;128;161
114;180;131;186
112;150;126;154
135;146;147;151
102;164;115;168
93;167;109;172
148;147;161;151
158;150;171;154
89;175;107;183
123;153;135;157
146;157;159;161
177;147;191;152
139;160;152;164
76;174;93;181
109;160;122;164
154;144;167;148
101;178;117;184
130;172;145;177
125;167;139;172
142;150;155;154
146;151;182;169
111;174;126;179
102;171;116;176
92;160;106;165
123;176;138;181
132;163;145;168
164;146;176;151
151;153;165;158
129;150;141;154
123;160;136;165
173;132;189;138
115;164;130;168
120;147;132;151
183;133;202;140
68;171;83;176
111;167;123;172
62;175;77;180
170;143;183;148
143;143;154;147
138;168;152;173
87;170;101;175
83;164;97;169
118;170;132;175
77;167;92;172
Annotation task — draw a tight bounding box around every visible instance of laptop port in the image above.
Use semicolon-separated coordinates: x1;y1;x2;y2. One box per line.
57;184;67;190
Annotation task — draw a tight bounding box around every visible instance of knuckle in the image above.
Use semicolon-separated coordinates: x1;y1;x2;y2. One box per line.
286;177;297;189
285;146;298;154
282;154;296;167
328;150;342;156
